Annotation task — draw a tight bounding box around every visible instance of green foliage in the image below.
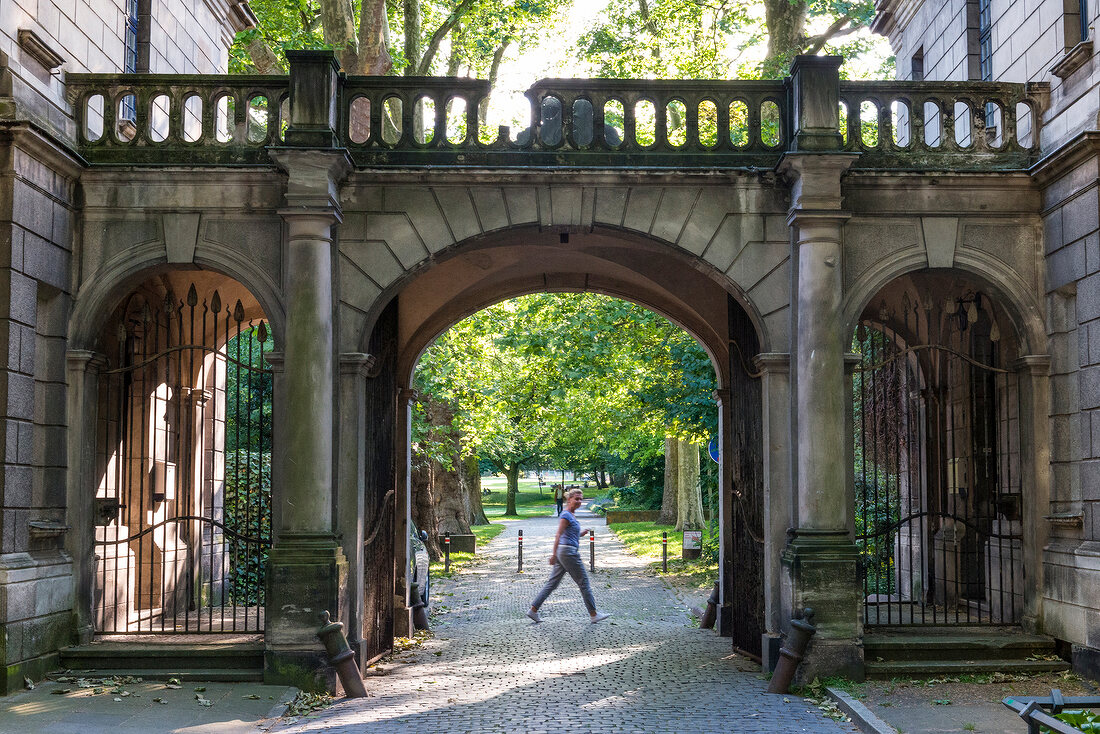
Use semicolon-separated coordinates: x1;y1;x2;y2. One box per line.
229;0;327;73
225;326;273;454
1048;709;1100;732
224;450;272;606
413;293;717;504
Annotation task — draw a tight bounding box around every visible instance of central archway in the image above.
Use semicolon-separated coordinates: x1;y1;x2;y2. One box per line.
356;226;772;663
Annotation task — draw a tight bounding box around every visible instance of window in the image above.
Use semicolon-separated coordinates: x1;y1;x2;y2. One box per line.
911;48;924;81
1081;0;1090;41
978;0;993;81
124;0;139;74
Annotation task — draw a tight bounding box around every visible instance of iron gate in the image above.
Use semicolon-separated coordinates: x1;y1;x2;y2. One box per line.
94;283;273;633
854;295;1022;626
728;296;764;657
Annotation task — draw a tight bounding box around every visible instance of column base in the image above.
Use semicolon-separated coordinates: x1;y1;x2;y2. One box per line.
265;534;348;691
782;529;864;681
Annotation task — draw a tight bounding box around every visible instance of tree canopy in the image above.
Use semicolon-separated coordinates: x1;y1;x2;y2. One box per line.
413;293;717;512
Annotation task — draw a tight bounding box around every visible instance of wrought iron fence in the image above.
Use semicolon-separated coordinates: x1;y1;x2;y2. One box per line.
854;297;1022;626
94;283;272;633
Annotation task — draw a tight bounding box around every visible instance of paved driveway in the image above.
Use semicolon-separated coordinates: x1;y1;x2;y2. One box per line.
276;510;855;734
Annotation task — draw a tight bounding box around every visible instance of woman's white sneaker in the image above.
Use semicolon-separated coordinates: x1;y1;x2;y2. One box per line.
591;611;611;624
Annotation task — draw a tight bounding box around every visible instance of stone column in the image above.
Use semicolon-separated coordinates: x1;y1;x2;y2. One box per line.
264;50;352;690
394;387;417;639
1016;354;1050;632
65;350;106;644
754;352;791;671
713;388;733;636
337;353;375;663
778;55;863;679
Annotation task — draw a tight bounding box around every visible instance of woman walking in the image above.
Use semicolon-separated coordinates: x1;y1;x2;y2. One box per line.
527;489;611;624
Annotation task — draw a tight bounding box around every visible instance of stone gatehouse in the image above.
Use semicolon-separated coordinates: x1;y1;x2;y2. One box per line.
1;0;1098;692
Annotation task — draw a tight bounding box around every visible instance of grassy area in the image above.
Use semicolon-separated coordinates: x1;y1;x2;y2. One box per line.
608;520;718;593
430;523;506;578
480;481;556;519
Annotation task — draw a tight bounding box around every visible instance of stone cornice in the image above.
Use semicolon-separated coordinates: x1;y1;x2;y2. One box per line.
778;152;861;212
753;352;790;374
1029;130;1100;189
1015;354;1051;375
269;148;353;211
0;121;86;180
339;352;377;377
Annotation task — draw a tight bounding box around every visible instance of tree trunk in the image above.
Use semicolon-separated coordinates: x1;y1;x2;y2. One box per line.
354;0;392;74
762;0;806;74
504;463;521;515
411;452;442;561
676;439;705;532
463;455;489;525
657;435;679;525
403;0;422;74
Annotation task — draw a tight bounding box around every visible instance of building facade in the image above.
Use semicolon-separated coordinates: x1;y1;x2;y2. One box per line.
0;0;1094;693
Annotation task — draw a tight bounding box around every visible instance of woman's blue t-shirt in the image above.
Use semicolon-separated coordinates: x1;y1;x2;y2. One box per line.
559;510;581;547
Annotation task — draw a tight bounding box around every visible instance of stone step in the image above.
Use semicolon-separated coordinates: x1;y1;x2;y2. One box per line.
51;668;265;682
864;631;1057;662
864;658;1070;679
60;642;264;673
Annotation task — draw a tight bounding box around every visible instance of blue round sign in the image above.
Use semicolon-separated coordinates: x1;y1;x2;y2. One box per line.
707;437;719;463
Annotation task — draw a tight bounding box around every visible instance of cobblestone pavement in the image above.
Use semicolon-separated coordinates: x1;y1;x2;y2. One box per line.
276;510;857;734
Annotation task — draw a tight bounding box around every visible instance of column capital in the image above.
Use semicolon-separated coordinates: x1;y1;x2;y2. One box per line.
844;352;862;374
339;352;378;377
66;350;107;372
263;350;285;372
270;148;353;211
1015;354;1051;375
753;352;790;374
399;387;419;404
712;388;731;405
778;153;860;213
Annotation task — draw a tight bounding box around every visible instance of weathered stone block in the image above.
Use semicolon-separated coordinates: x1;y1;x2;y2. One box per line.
650;188;698;244
365;213;426;269
503;188;538;225
21;232;69;292
677;191;728;255
341;240;402;291
1044;209;1064;254
0;371;34;420
11;182;54;240
469;188;509;233
593;188;627;226
1062;190;1099;244
622;189;661;234
1080;365;1100;409
548;186;585;228
1047;238;1085;293
434;188;481;243
1078;273;1100;322
383;187;454;253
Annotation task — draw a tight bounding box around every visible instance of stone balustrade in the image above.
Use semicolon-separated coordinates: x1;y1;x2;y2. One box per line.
64;61;1048;171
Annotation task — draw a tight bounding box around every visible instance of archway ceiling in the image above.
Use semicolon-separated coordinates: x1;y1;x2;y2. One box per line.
395;229;734;385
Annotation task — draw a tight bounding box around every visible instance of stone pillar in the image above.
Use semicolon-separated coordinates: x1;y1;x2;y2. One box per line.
65;350;106;644
395;387;417;639
1016;355;1050;632
778;59;863;676
338;353;375;663
264;50;352;691
755;353;791;671
713;388;733;636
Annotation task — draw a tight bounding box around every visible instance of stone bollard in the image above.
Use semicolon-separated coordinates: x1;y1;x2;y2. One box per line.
317;611;368;697
767;608;817;694
699;581;720;629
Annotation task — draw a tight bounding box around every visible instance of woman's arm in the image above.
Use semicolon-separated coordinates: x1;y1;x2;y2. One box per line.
550;517;568;564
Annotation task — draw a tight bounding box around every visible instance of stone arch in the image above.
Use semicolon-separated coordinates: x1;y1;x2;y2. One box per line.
69;263;279;639
843;255;1048;631
69;247;286;351
353;225;774;384
841;248;1045;356
347;224;772;662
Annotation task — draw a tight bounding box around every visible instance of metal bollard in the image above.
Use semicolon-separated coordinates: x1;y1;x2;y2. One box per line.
662;532;668;572
317;611;367;697
699;581;719;629
589;530;595;571
767;608;817;694
444;534;450;574
518;529;523;572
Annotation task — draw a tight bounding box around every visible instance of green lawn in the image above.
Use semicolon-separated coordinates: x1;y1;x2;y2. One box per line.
431;523;506;578
480;479;556;519
608;520;718;593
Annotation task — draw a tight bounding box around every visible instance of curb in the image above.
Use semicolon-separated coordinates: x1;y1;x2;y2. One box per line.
826;687;898;734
